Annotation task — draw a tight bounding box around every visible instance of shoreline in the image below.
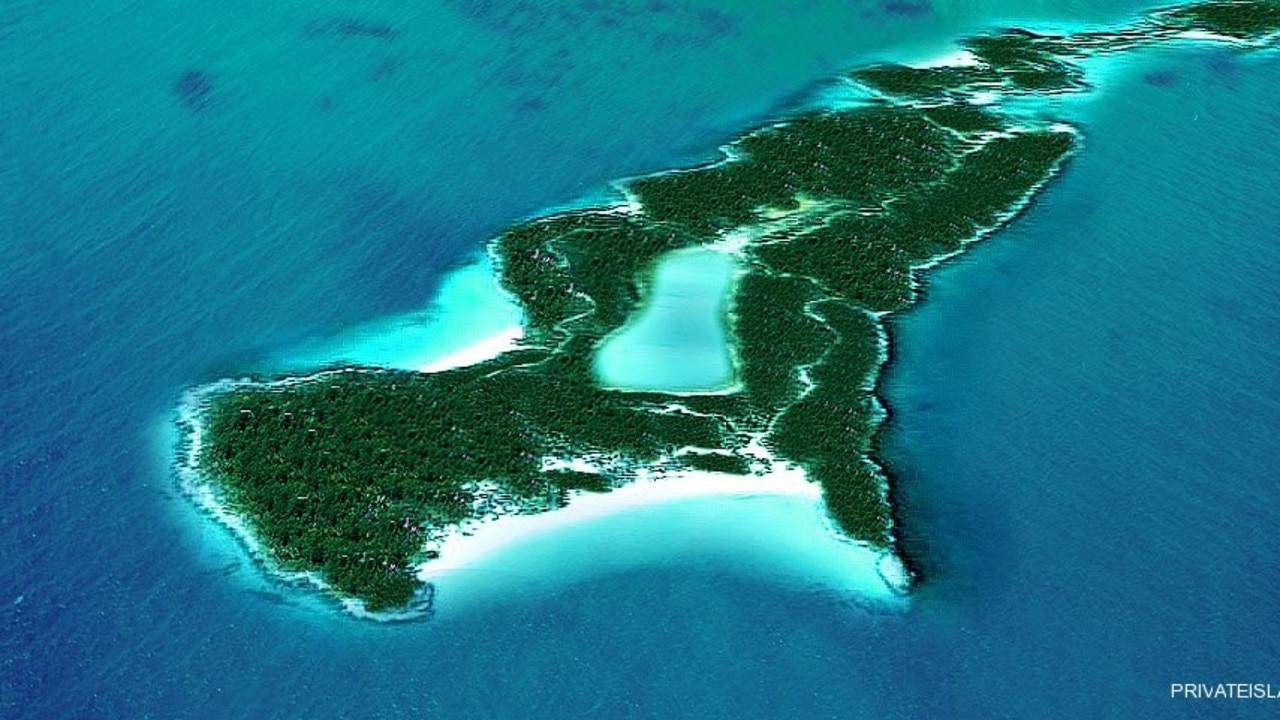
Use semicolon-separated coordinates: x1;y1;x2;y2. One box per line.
175;370;909;619
174;312;541;619
170;0;1280;616
416;456;910;600
176;378;439;621
417;324;524;373
171;90;1071;622
174;383;348;606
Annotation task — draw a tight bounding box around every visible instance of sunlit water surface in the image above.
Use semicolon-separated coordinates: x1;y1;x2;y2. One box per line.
3;1;1278;718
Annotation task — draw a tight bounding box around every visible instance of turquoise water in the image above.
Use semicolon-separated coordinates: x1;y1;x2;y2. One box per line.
4;1;1279;718
426;481;904;616
269;253;524;373
594;248;740;392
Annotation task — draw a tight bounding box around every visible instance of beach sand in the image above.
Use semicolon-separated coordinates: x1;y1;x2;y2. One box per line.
417;324;524;373
417;461;909;612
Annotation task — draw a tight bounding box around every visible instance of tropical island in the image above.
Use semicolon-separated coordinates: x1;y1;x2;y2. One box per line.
175;1;1280;613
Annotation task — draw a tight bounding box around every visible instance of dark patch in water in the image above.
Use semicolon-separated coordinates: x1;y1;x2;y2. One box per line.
3;444;68;497
515;96;549;113
451;0;736;48
1104;324;1129;352
303;17;398;41
878;0;931;18
907;397;943;414
330;177;469;305
488;49;573;90
1142;69;1177;87
368;56;402;82
173;69;214;111
1205;49;1240;87
1203;292;1250;328
695;8;738;38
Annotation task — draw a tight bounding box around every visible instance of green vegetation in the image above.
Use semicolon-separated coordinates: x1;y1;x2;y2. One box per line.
768;302;888;541
1161;0;1280;38
852;64;986;99
683;452;754;475
922;102;1005;134
964;32;1084;92
750;129;1074;314
733;272;832;415
497;213;702;340
631;107;955;233
852;29;1084;99
203;360;734;610
188;1;1280;610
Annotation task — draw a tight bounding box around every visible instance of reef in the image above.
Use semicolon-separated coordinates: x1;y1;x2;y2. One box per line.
179;1;1280;612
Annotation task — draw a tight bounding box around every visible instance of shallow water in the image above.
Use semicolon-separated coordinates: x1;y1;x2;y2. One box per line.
269;252;524;373
594;247;740;392
423;476;904;617
4;1;1278;719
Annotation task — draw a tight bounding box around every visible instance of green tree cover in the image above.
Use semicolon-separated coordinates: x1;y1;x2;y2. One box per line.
683;452;754;475
629;107;955;233
852;29;1085;99
733;272;834;415
852;1;1280;104
1162;0;1280;37
204;362;736;609
497;213;704;340
766;301;888;541
852;65;983;100
964;32;1085;91
922;103;1005;134
200;43;1073;611
749;130;1074;313
194;1;1280;610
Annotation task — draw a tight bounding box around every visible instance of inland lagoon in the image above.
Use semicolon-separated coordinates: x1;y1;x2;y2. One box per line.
592;247;741;393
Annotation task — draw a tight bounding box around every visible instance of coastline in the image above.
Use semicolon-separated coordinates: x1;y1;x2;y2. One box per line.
417;456;911;601
171;73;1072;621
174;382;361;611
417;324;524;373
175;367;908;618
171;0;1280;616
175;311;541;620
177;376;443;620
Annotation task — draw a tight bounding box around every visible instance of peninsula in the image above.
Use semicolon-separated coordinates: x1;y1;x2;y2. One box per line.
176;1;1280;612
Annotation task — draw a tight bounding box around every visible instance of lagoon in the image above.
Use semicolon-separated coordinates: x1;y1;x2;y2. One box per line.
592;247;740;393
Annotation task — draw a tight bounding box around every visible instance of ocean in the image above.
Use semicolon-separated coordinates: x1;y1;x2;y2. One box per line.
3;1;1278;718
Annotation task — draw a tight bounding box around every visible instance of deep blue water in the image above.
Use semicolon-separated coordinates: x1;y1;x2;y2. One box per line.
3;1;1279;718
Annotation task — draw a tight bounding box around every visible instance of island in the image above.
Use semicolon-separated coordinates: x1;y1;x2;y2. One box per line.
174;1;1280;613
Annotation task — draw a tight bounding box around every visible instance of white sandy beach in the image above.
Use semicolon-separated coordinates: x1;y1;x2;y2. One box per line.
911;48;981;68
417;461;910;608
417;324;524;373
419;467;813;578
